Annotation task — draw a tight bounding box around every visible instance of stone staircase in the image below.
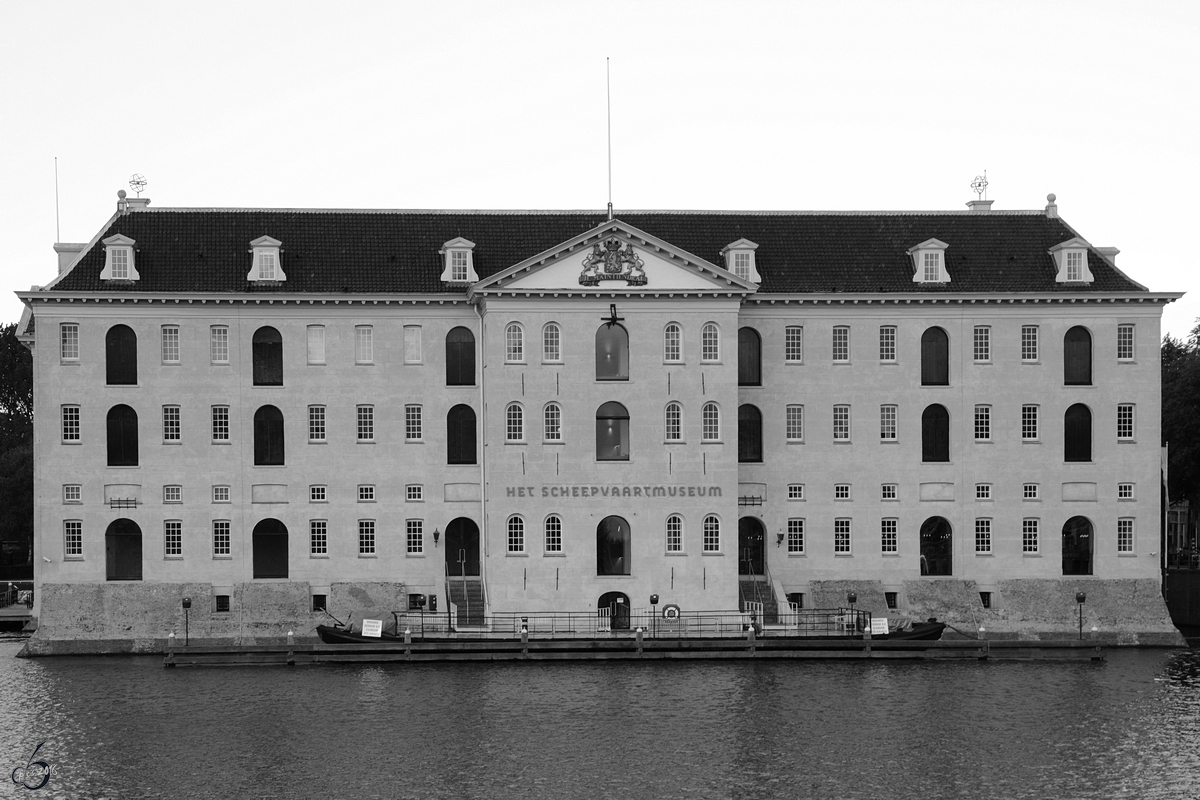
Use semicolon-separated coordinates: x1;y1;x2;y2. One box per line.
739;578;779;624
446;578;486;627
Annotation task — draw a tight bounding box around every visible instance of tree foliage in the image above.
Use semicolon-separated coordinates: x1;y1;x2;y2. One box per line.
1162;327;1200;505
0;322;33;550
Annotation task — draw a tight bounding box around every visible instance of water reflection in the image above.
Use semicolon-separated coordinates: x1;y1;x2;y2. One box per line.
2;642;1198;799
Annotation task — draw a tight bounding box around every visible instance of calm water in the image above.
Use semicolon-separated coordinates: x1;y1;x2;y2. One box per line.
2;641;1200;799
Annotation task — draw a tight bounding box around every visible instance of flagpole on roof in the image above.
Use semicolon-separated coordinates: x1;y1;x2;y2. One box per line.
607;57;613;222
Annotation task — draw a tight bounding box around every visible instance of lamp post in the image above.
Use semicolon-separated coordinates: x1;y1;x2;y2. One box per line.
1076;591;1086;640
650;594;659;638
181;597;191;646
847;591;858;631
432;527;440;548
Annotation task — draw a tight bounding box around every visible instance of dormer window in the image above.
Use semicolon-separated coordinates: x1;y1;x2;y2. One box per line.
100;235;139;282
907;238;950;284
1049;238;1094;284
720;239;760;283
439;238;479;284
246;236;286;283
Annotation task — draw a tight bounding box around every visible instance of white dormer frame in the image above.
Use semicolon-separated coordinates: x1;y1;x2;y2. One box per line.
906;238;951;284
720;239;761;283
439;237;479;283
247;236;286;283
100;234;140;282
1049;238;1095;284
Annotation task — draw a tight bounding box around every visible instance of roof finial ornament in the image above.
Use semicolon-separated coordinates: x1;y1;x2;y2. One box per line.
129;174;147;197
970;171;988;200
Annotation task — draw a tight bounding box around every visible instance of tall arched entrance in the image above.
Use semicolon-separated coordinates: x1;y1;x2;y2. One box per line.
445;517;481;576
252;519;288;579
1062;516;1094;575
920;517;953;576
738;517;765;575
105;519;142;581
597;516;631;576
598;591;630;631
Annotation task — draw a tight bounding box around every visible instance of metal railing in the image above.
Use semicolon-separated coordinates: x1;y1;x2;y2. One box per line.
0;582;33;609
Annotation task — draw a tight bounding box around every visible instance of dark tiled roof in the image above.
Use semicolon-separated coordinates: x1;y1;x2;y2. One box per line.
46;209;1144;295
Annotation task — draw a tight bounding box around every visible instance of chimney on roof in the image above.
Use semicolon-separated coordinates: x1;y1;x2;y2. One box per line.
966;200;994;213
1045;193;1058;218
1096;246;1120;265
53;243;86;275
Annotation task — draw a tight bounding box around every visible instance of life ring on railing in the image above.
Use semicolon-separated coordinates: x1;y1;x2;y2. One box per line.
662;604;681;620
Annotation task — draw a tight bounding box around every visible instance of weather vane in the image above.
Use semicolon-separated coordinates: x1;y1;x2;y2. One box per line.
129;174;148;197
970;171;988;200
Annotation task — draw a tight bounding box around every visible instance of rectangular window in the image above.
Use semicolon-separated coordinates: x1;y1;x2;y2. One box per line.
1066;251;1083;281
404;326;422;364
1117;404;1135;440
733;252;752;280
310;485;327;503
406;405;423;441
215;595;231;612
665;516;682;553
786;405;804;441
833;405;850;441
163;485;181;503
451;250;469;282
355;326;374;364
258;251;276;280
407;519;424;554
787;518;805;554
1022;519;1040;553
881;484;897;500
211;406;229;442
834;484;850;500
213;520;231;557
358;485;375;502
974;405;991;441
111;248;129;279
308;405;326;442
1117;518;1135;553
1118;482;1134;500
785;326;804;363
546;516;563;553
973;326;991;362
880;405;897;442
975;519;992;554
1021;325;1039;362
1117;324;1135;361
976;483;992;501
60;323;79;361
307;325;326;365
63;484;81;503
1022;405;1039;441
703;517;721;552
832;326;850;363
923;252;940;282
881;518;897;553
834;519;852;554
357;405;374;442
161;325;180;364
358;520;376;556
406;484;423;502
310;520;327;555
210;326;229;364
164;520;182;557
1023;483;1040;500
879;326;896;362
64;520;82;558
62;405;80;442
788;484;805;501
213;485;230;503
162;405;181;442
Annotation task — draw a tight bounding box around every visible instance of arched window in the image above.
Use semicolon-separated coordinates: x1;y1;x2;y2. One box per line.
664;323;682;363
544;515;562;553
105;518;142;581
253;405;285;465
701;323;720;362
703;515;721;552
738;327;761;386
596;323;629;380
105;325;138;385
921;327;949;386
702;402;721;441
1062;516;1093;575
921;404;949;462
596;401;630;461
446;327;476;386
447;405;477;464
665;402;682;442
505;323;524;363
665;514;683;552
543;323;561;363
597;515;630;575
252;518;288;579
506;403;524;442
1064;403;1092;462
106;404;139;466
252;326;283;386
1064;326;1092;385
507;515;525;553
543;403;562;442
738;404;762;463
919;516;953;576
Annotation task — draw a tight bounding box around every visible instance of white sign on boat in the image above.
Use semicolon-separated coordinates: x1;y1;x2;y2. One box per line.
361;619;383;638
870;618;890;636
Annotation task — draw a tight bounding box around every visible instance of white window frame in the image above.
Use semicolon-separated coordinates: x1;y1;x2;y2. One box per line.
833;405;850;441
975;483;992;501
246;236;285;283
308;405;326;443
1023;483;1040;501
358;519;376;556
212;485;230;503
975;518;992;554
161;325;180;364
544;403;562;442
307;325;326;365
545;515;563;553
505;323;524;363
834;484;851;500
832;326;850;363
210;326;230;364
665;402;682;442
834;518;852;554
880;405;897;442
974;405;991;442
310;520;328;556
1022;519;1040;553
405;405;423;442
664;323;682;363
100;235;139;282
1118;482;1135;500
506;403;525;442
1022;405;1039;441
406;485;424;502
407;519;424;555
1117;518;1135;553
161;405;180;443
163;485;182;503
358;485;376;503
1117;324;1135;362
1021;325;1039;362
507;516;525;553
211;406;230;443
787;484;805;501
973;326;991;363
403;325;422;364
786;405;804;442
355;326;374;365
701;323;720;363
64;520;83;558
212;520;231;557
666;515;683;553
788;518;805;554
879;325;896;363
61;405;80;442
881;518;898;553
881;484;897;501
784;326;804;364
60;323;79;362
63;484;82;503
1117;404;1135;441
702;402;720;442
357;405;374;443
542;323;562;363
164;520;182;558
310;485;327;503
702;515;721;553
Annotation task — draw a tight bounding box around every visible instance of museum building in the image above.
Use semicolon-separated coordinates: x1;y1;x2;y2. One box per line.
15;192;1184;641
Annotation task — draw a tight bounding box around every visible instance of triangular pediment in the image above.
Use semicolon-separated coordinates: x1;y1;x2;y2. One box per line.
471;219;759;296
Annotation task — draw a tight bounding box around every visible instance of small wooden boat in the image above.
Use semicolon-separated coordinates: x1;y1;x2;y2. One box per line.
316;624;406;644
875;620;946;641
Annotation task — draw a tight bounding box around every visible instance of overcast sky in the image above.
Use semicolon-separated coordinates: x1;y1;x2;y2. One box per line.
3;1;1197;337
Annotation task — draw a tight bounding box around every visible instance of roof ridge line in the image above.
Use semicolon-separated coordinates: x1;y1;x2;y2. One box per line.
132;207;1048;216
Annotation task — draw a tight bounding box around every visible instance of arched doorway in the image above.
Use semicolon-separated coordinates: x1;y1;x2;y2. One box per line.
1063;516;1094;575
597;516;631;575
252;518;288;579
738;517;765;575
445;517;481;576
598;591;630;631
920;517;953;576
105;519;142;581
